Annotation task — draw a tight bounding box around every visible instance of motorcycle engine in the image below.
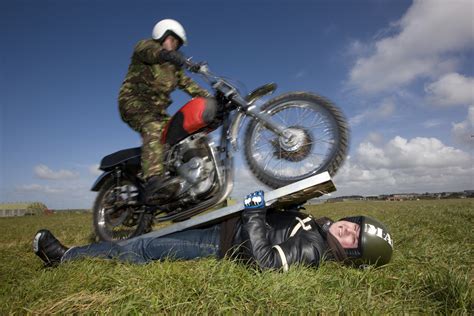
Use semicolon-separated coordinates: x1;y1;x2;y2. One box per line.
165;133;217;202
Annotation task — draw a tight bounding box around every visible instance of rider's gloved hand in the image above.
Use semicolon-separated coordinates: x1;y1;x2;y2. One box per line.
189;61;206;73
158;49;186;67
244;190;265;209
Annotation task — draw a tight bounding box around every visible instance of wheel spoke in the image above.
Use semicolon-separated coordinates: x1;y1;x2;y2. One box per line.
295;107;310;126
314;138;335;145
278;143;282;177
308;121;327;129
322;127;335;135
262;150;274;171
252;131;271;144
307;151;328;157
274;112;289;126
310;112;321;126
263;134;276;143
253;142;272;150
306;156;322;169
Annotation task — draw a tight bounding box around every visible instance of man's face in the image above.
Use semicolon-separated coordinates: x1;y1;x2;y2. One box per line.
162;35;180;51
329;220;360;249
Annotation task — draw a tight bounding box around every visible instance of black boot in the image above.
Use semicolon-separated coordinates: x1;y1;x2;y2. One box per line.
145;175;179;205
33;229;69;267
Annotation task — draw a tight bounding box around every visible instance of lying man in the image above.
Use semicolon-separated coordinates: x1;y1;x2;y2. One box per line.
33;191;393;271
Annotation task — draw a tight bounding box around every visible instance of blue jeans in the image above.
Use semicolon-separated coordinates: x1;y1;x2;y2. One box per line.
62;225;221;264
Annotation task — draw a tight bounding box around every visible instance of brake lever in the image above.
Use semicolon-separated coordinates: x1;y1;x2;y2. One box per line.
185;58;203;73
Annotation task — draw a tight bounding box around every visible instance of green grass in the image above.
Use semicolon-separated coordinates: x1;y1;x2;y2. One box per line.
1;199;472;314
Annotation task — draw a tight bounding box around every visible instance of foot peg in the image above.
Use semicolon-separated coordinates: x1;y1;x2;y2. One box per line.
145;176;180;205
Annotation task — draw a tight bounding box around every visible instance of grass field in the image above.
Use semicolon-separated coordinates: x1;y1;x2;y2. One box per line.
1;199;472;314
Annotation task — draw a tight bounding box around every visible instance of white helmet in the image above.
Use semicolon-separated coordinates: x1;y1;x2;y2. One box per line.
152;19;187;46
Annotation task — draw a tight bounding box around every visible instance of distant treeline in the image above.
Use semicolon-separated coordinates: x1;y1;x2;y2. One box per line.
52;209;92;213
327;190;474;202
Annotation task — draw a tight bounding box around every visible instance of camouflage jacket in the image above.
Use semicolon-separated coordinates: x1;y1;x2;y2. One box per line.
119;39;210;117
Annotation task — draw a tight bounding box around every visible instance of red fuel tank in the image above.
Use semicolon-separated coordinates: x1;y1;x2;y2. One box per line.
161;97;217;145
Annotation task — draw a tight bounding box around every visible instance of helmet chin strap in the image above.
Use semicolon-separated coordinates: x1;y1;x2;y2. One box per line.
314;217;333;237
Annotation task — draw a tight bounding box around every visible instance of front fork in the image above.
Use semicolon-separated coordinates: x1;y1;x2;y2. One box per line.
230;94;293;141
212;80;286;141
114;168;122;189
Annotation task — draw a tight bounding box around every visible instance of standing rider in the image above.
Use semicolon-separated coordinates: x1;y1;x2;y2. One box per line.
118;19;210;202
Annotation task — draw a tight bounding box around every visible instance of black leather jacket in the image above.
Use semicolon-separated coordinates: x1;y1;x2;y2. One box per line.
229;208;329;271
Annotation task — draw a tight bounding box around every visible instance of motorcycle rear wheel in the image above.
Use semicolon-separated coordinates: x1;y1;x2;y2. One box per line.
93;177;153;242
244;92;349;189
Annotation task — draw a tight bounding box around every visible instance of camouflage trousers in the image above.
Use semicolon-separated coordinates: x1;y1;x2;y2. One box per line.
140;119;169;179
119;99;169;179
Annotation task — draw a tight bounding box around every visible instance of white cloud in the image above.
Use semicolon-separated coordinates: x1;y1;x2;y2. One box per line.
422;119;443;128
34;164;79;180
347;40;370;56
358;136;471;169
8;162;102;208
452;106;474;146
349;0;474;93
355;142;391;169
350;98;395;126
295;70;306;79
366;132;384;145
334;135;473;195
16;184;64;194
12;182;96;209
378;100;396;117
425;73;474;106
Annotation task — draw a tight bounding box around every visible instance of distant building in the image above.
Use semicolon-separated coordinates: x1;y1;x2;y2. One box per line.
306;199;325;205
386;193;420;201
365;196;380;201
324;190;472;203
326;195;365;202
0;202;49;217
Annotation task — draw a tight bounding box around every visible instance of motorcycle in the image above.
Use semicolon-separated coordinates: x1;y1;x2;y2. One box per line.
91;59;349;241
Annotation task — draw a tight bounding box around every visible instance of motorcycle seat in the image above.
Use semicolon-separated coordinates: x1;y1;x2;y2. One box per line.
100;147;141;170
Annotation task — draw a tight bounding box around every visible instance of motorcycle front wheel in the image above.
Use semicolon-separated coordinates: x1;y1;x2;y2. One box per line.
244;92;349;189
93;177;153;242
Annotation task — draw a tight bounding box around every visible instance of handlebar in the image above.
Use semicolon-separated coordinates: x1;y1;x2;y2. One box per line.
185;59;206;74
185;57;287;137
185;59;232;93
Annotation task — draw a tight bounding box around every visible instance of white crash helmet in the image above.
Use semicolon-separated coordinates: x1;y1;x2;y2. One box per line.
152;19;187;46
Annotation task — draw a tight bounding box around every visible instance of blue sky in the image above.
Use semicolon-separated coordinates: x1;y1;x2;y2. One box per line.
1;0;473;209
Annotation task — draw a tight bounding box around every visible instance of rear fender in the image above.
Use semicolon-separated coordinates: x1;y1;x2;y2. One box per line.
91;171;113;192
